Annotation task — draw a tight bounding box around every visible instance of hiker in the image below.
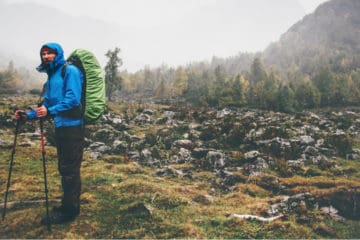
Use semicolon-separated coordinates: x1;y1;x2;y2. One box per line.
14;42;84;225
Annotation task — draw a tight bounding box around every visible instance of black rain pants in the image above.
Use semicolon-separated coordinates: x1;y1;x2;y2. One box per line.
55;125;84;215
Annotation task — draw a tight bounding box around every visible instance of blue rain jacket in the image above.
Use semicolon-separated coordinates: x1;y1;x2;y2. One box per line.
26;43;83;128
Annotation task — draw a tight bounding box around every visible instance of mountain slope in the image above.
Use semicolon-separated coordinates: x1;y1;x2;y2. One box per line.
263;0;360;75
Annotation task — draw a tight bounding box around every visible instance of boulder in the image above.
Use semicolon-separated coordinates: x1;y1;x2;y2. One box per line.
172;139;193;150
112;140;128;154
206;151;227;169
174;148;192;163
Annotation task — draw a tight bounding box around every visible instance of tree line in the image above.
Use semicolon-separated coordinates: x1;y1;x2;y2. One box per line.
118;54;360;112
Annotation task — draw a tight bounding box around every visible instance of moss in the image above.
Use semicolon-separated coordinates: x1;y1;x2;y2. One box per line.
305;166;323;177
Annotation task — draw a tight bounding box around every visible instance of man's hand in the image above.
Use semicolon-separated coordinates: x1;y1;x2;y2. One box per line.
14;110;27;121
36;105;48;118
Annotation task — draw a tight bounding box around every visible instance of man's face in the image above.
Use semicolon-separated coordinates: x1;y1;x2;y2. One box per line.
41;50;56;65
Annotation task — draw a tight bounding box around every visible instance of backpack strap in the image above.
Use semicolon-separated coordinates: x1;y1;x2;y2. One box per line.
61;64;67;79
58;63;83;119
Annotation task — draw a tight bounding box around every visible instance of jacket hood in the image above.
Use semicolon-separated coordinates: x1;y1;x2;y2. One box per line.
36;42;66;73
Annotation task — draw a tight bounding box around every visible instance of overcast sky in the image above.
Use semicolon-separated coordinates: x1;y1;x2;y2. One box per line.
3;0;329;71
6;0;328;22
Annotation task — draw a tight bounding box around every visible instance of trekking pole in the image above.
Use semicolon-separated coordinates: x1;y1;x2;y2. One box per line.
39;117;51;231
2;113;23;220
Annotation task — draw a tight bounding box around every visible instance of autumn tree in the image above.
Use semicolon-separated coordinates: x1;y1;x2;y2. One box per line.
155;77;167;98
172;66;188;96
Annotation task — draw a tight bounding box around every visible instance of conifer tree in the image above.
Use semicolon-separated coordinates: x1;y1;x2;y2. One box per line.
277;84;295;113
105;47;123;101
294;78;320;109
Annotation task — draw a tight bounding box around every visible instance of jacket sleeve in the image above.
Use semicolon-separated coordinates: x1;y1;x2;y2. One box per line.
26;109;37;119
47;66;83;115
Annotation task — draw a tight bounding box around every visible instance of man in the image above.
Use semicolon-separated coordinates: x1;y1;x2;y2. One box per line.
14;42;84;224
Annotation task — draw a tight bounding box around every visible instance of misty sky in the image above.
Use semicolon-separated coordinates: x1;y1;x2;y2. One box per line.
3;0;329;71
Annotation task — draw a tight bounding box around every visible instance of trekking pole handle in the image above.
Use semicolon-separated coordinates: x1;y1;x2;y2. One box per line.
14;110;26;123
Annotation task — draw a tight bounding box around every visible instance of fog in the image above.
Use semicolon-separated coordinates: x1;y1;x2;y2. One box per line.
1;0;329;72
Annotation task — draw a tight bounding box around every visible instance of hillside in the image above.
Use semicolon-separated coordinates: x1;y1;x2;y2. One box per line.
197;0;360;77
113;0;360;112
263;0;360;75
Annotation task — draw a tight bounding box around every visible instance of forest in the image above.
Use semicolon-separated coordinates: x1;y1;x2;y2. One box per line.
119;55;360;112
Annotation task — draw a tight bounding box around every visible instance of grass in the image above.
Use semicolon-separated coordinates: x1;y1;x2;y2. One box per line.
1;146;359;238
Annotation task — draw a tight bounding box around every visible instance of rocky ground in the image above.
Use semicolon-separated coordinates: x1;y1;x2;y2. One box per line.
0;95;359;238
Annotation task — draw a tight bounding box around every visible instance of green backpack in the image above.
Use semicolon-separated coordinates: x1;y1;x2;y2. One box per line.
62;49;106;123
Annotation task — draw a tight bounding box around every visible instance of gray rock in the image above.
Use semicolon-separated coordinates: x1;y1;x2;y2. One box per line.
91;126;119;144
346;149;360;160
19;138;34;147
86;141;110;159
193;194;214;205
320;206;346;221
112;140;127;154
300;135;315;145
206;151;227;169
164;111;176;119
216;108;232;119
155;116;168;125
268;192;317;216
288;159;305;168
192;147;210;159
172;139;193;150
175;147;192;163
87;141;110;153
127;151;140;161
19;132;41;142
143;109;155;115
156;166;183;177
304;146;319;156
244;150;260;160
141;148;153;162
134;113;153;125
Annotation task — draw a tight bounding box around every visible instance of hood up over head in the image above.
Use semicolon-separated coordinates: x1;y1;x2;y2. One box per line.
36;42;66;73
